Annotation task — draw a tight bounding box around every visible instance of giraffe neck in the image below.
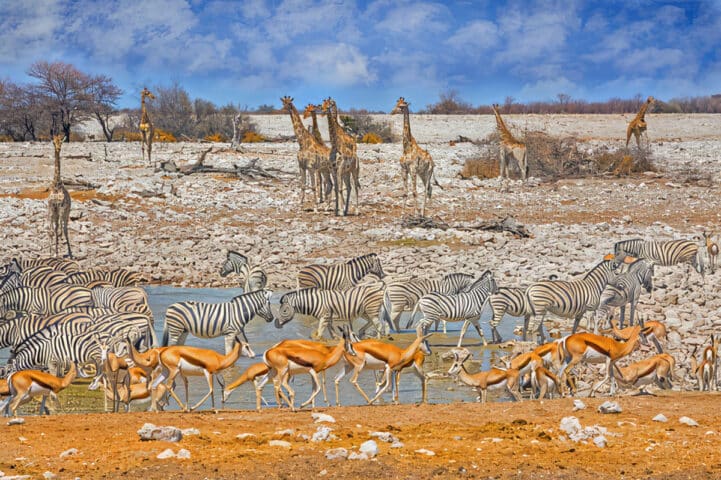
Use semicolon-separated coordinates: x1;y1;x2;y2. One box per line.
326;105;340;147
287;104;313;149
311;112;321;139
635;101;650;122
401;107;413;152
493;108;518;145
53;148;61;185
140;97;151;125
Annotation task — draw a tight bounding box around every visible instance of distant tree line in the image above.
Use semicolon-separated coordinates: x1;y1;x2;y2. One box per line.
1;61;719;142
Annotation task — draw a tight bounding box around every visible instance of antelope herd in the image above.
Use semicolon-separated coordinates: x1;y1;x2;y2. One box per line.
0;227;718;416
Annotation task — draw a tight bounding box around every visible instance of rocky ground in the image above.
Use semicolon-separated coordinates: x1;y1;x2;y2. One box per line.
2;393;721;479
0;114;720;477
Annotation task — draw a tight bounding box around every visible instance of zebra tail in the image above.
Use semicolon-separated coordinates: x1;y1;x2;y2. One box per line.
161;325;169;347
148;317;159;347
380;290;393;330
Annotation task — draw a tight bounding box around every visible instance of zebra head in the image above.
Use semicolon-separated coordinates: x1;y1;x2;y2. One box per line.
444;347;472;376
276;292;296;328
245;267;268;292
256;289;275;324
220;251;248;277
468;270;498;295
368;254;386;280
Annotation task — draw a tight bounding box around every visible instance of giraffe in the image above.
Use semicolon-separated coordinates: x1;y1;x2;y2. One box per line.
391;97;437;216
321;98;360;216
491;104;528;181
139;87;156;165
281;96;332;210
48;135;72;258
626;96;655;150
303;103;324;145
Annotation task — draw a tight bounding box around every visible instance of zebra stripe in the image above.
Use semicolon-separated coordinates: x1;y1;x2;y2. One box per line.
381;272;474;332
17;266;69;289
219;251;268;292
297;253;385;290
488;287;533;342
278;283;386;339
614;238;705;273
66;267;144;287
598;258;654;328
3;257;80;274
90;286;152;317
10;319;99;372
0;285;93;317
162;289;274;354
412;271;498;349
526;258;620;342
0;312;94;350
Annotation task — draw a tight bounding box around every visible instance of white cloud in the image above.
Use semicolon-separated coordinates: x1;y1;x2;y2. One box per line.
284;43;376;86
375;2;449;36
519;76;582;102
615;47;686;75
0;0;63;63
446;20;498;54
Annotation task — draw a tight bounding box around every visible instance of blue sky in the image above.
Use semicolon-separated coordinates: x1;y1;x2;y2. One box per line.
1;0;720;111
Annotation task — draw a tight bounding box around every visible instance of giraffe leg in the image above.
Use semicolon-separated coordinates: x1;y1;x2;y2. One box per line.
62;212;72;259
411;169;418;216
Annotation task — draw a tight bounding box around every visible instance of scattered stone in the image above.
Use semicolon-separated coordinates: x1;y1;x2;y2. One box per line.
181;428;200;436
59;448;79;459
236;433;256;440
269;440;292;449
42;472;57;479
370;431;399;443
312;426;334;443
156;449;176;459
348;452;369;460
325;447;349;460
597;401;622;414
572;399;586;411
319;469;328;476
312;412;336;423
593;436;607;448
415;448;436;456
275;429;295;436
653;414;668;423
176;449;191;459
559;417;610;444
137;423;183;442
391;441;404;448
7;418;25;426
679;416;699;427
359;440;379;458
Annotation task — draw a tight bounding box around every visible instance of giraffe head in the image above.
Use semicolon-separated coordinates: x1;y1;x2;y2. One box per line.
320;97;335;114
52;134;63;153
302;103;323;119
390;97;409;115
280;96;295;111
647;96;655;104
141;87;155;101
491;103;500;113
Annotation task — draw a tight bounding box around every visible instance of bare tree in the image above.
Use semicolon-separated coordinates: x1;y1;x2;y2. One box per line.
0;80;48;141
27;61;96;140
88;74;122;141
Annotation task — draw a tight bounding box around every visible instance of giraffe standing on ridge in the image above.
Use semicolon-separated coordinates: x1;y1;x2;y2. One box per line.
48;135;73;258
321;98;360;216
391;97;437;216
626;96;655;150
139;87;156;165
281;96;332;210
492;104;528;181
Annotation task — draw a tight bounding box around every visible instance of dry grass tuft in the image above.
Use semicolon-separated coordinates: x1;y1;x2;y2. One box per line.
360;132;383;144
460;157;499;179
242;131;265;143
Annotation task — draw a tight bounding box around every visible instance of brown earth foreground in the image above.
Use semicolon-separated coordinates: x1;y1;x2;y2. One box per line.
2;392;721;479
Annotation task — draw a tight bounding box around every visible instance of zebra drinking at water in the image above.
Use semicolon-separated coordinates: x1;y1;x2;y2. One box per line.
277;282;386;339
526;256;622;343
411;271;498;349
297;253;385;290
162;289;274;354
381;272;475;332
597;257;655;328
219;250;268;292
0;285;93;317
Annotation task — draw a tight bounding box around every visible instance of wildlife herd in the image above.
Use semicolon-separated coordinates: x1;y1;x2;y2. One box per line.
0;92;716;417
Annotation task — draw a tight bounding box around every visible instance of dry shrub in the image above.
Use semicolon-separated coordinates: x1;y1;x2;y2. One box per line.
69;132;85;142
204;133;228;142
242;131;265;143
360;132;383;144
0;134;13;142
460;157;499;179
154;129;176;142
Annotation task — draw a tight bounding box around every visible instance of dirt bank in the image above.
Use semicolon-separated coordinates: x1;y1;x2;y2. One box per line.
2;392;721;479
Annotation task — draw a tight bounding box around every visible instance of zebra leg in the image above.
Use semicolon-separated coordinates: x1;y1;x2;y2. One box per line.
620;305;627;328
571;313;584;334
224;334;235;356
491;325;503;344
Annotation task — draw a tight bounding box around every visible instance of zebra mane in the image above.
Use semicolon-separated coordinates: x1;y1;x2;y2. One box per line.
582;259;616;280
347;253;377;265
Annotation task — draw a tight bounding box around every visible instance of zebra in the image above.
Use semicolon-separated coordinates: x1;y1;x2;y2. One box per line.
614;238;708;278
162;289;274;354
296;253;385;291
0;312;95;350
16;266;69;289
411;271;498;349
277;283;386;339
219;251;268;292
0;285;93;317
487;287;534;343
0;270;22;295
2;257;80;274
597;258;655;328
66;267;144;287
90;286;152;317
526;256;622;343
380;272;475;332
